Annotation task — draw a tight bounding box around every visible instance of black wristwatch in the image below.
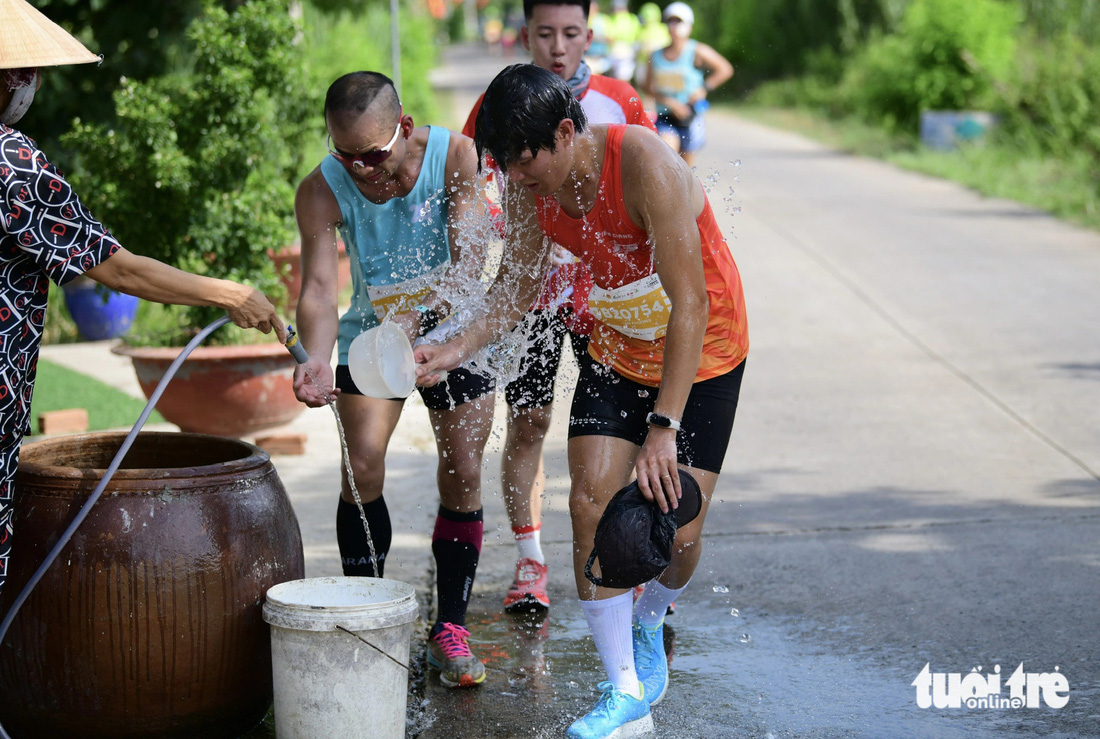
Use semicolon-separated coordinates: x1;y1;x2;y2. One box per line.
646;412;682;432
414;304;441;336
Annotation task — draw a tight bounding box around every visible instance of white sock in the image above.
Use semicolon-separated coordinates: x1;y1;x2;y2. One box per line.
634;579;688;628
579;592;641;698
513;524;545;564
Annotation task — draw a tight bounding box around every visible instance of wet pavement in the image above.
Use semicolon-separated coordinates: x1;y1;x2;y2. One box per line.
38;41;1100;739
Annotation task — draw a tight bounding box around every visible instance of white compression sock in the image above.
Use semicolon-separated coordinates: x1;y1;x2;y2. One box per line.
513;524;545;564
634;579;688;628
579;592;641;698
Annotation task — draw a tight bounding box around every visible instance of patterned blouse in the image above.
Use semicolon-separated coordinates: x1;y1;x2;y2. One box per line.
0;124;120;585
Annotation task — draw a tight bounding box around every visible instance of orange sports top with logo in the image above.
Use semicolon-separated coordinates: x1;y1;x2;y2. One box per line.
535;125;749;386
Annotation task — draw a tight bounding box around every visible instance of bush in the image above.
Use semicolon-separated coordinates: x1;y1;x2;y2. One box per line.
839;0;1020;132
302;1;439;124
691;0;906;92
999;31;1100;159
62;0;321;346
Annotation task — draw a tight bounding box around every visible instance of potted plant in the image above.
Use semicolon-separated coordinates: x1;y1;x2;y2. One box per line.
62;0;322;436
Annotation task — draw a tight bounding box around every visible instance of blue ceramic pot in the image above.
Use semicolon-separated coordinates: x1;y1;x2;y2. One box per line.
62;279;139;341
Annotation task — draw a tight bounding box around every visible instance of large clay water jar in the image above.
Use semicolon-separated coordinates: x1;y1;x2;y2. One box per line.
0;432;305;739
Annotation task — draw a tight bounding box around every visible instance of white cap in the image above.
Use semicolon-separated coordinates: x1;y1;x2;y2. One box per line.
662;2;694;25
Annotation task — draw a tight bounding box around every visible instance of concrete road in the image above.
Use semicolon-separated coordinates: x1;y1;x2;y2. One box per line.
35;40;1098;739
413;42;1100;738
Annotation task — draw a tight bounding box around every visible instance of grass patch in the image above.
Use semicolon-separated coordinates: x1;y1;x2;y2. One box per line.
29;359;163;434
732;103;1100;232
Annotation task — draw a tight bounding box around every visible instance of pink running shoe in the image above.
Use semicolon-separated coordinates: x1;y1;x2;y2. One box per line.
503;558;550;613
428;622;486;688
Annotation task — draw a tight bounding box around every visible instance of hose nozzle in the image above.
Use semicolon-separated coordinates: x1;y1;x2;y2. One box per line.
284;324;310;364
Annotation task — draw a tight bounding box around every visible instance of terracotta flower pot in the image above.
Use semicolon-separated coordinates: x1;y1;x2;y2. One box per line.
0;431;305;739
113;342;304;437
271;242;352;310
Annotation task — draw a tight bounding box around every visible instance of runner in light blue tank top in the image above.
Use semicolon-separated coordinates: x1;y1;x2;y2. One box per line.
293;72;495;691
322;125;452;364
649;39;703;114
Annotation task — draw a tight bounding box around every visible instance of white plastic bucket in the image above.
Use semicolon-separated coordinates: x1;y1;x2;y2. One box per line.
263;577;420;739
347;323;417;398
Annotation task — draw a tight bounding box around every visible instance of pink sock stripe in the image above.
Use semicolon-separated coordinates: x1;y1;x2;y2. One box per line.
512;523;541;536
433;517;484;553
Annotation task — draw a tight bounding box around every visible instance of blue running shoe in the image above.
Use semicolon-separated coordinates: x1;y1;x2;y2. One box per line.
566;681;653;739
632;619;668;706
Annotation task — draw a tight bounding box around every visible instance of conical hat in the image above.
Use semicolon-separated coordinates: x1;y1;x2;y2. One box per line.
0;0;99;70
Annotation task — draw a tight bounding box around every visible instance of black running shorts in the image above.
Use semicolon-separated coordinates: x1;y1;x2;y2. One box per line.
568;354;746;474
335;364;494;411
504;309;590;409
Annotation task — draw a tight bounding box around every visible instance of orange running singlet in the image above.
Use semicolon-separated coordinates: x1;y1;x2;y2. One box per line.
535;125;749;386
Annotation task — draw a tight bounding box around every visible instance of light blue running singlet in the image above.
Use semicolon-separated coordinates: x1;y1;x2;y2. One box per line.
650;40;704;115
321;125;453;364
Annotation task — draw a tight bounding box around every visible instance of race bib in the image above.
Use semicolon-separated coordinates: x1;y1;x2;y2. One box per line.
366;262;448;321
587;272;671;341
653;68;687;95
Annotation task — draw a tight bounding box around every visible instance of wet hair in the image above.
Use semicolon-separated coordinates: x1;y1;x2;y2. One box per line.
323;71;400;123
474;64;588;171
523;0;591;20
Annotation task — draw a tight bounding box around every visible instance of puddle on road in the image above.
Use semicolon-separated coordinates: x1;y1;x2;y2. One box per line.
415;595;1046;738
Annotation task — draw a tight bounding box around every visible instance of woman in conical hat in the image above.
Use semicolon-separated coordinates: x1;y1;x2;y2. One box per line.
0;0;287;593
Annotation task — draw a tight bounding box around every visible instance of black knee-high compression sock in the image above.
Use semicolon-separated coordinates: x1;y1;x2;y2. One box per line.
431;505;483;633
337;496;392;577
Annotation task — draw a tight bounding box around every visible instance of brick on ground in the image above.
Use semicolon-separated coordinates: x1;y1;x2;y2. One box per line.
254;433;307;456
37;408;89;435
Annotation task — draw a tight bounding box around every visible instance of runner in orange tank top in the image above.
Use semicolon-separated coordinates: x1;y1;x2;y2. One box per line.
415;64;748;738
535;124;747;386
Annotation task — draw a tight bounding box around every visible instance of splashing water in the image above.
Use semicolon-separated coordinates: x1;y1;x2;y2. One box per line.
301;364;378;575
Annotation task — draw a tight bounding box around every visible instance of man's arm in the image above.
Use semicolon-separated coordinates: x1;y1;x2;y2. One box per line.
391;132;490;341
413;179;551;384
692;42;734;101
622;126;709;510
291;167;344;406
84;249;285;342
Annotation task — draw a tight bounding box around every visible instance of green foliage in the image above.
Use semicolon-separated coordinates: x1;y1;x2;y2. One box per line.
1018;0;1100;43
41;282;81;345
837;0;1020;131
687;0;906;91
302;1;439;122
61;0;321;346
23;1;221;154
998;31;1100;160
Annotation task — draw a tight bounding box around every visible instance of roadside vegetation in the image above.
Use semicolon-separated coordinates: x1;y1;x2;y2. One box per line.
32;0;439;345
686;0;1100;230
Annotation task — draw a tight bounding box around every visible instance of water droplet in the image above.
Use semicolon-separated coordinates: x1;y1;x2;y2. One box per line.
739;633;751;643
730;608;740;617
637;389;650;398
713;585;729;593
732;159;742;167
620;410;628;418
